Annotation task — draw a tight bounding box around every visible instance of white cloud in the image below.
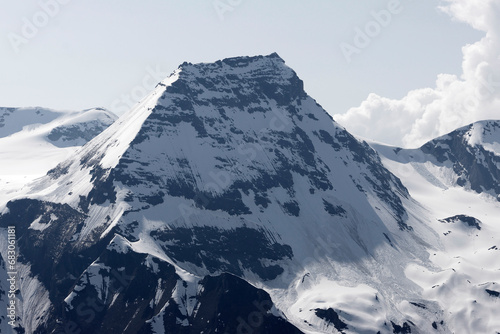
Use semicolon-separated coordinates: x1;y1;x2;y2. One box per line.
334;0;500;148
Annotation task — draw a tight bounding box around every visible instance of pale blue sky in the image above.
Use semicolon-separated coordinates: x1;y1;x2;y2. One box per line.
0;0;482;117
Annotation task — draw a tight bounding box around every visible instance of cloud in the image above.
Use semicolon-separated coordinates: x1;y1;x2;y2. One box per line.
334;0;500;148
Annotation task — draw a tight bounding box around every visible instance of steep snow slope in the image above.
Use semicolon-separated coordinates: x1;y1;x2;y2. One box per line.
0;107;117;206
372;121;500;334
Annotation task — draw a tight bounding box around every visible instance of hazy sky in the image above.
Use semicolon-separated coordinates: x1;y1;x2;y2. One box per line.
0;0;492;146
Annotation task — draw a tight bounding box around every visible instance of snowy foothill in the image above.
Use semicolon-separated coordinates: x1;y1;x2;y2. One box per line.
0;107;116;207
370;122;500;334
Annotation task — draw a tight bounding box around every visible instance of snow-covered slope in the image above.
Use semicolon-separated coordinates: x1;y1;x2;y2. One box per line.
0;107;61;138
371;121;500;334
0;107;117;206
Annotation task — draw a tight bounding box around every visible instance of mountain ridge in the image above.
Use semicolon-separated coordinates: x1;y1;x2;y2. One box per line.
374;119;500;200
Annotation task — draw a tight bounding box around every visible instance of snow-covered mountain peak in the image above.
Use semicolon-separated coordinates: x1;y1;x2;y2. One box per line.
37;54;410;225
0;107;116;140
156;52;304;116
417;120;500;197
0;107;61;138
88;53;413;235
178;52;287;76
46;107;117;147
168;53;291;96
1;54;450;333
0;107;117;207
463;120;500;154
423;119;500;155
373;119;500;203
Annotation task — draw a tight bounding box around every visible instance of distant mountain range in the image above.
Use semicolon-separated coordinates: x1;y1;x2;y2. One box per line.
0;54;498;334
0;107;116;206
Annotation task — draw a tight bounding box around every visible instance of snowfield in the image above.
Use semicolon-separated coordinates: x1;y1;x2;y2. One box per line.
372;122;500;334
0;107;116;207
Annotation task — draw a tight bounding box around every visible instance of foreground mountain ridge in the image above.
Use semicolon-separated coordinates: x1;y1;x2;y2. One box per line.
0;54;498;333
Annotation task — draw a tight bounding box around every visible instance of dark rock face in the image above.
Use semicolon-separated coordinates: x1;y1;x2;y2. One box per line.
56;240;179;334
409;302;426;309
0;199;115;322
79;166;117;212
439;215;482;230
485;289;500;298
420;121;500;198
0;200;88;285
391;321;412;333
151;226;293;280
140;273;304;334
0;202;299;334
0;107;17;127
432;320;445;330
47;119;114;147
314;308;348;333
323;199;347;217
